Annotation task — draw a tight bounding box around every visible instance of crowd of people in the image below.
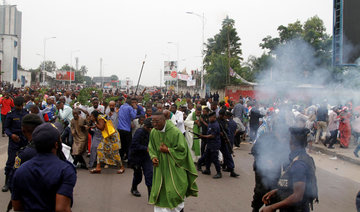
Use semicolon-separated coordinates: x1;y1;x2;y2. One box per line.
0;84;359;211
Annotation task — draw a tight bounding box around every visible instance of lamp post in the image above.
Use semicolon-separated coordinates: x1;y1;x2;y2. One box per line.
167;42;179;93
70;49;80;86
43;36;56;85
186;11;205;97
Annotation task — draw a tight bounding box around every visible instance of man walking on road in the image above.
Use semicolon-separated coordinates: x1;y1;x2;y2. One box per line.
0;93;14;137
118;97;137;161
148;112;198;212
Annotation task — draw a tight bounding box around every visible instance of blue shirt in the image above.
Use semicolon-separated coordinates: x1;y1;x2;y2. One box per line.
136;105;145;118
207;121;221;150
12;153;77;212
227;118;237;146
117;103;137;132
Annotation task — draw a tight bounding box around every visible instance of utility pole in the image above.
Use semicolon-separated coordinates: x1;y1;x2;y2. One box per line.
227;23;231;85
100;58;103;89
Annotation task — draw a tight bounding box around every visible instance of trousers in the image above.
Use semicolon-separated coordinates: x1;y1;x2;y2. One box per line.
132;159;153;187
220;142;234;170
119;130;132;160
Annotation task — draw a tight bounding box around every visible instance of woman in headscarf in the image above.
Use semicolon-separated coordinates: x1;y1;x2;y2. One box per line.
89;110;125;174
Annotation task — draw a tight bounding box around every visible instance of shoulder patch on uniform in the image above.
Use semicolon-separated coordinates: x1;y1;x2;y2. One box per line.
14;156;21;169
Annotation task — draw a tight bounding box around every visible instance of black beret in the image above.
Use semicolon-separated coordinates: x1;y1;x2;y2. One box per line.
32;123;61;153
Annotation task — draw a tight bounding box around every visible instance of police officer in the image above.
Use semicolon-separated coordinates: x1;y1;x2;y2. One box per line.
198;111;222;179
217;109;239;177
6;114;43;212
128;118;153;198
261;127;318;212
2;97;28;192
11;123;77;211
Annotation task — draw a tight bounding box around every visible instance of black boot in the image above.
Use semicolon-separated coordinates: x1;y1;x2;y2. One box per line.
2;175;9;192
197;163;202;171
131;185;141;197
202;169;211;175
147;186;152;200
213;172;222;179
230;170;239;177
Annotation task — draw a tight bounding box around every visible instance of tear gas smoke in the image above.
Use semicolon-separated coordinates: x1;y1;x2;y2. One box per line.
251;37;360;188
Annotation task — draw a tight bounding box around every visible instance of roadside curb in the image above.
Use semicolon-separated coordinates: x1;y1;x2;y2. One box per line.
311;145;360;166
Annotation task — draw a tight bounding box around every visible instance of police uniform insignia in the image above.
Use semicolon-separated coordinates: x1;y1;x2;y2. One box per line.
278;179;288;188
14;156;21;168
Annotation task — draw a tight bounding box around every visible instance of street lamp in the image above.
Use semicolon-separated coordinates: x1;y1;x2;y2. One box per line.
167;41;179;93
43;36;56;85
186;11;205;97
70;49;80;86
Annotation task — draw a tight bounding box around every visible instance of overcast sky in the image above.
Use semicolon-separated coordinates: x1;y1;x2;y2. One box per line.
10;0;333;86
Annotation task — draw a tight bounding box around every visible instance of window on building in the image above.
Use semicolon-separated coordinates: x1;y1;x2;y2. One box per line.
14;41;17;47
13;57;18;81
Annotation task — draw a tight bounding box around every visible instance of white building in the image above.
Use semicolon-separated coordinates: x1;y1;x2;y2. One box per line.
0;5;25;87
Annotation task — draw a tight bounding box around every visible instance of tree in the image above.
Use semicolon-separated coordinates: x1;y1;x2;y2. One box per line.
60;64;75;71
244;54;274;81
204;16;246;89
244;16;334;83
110;74;119;81
39;61;57;72
259;16;332;68
79;65;88;76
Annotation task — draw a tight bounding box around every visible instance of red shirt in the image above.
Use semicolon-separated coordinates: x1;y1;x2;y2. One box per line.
0;97;14;115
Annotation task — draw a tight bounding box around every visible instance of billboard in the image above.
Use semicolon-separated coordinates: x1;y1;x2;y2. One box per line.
164;61;178;81
56;71;75;81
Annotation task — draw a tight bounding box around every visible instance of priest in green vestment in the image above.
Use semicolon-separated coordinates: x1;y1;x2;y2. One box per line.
148;112;198;211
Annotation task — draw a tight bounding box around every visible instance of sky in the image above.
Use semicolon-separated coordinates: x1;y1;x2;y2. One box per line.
9;0;333;86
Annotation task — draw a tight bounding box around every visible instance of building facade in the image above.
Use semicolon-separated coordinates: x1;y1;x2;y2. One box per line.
0;5;24;86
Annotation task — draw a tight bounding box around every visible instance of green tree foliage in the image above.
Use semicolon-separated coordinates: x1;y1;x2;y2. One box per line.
39;61;57;72
259;16;332;68
204;16;246;89
110;74;119;81
245;16;332;82
79;65;88;76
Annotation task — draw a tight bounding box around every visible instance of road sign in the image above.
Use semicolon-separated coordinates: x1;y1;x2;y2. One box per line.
171;71;177;79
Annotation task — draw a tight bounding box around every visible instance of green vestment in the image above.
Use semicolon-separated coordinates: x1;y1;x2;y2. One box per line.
148;120;198;209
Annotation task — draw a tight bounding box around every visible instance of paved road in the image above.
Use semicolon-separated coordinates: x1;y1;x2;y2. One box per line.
0;135;359;211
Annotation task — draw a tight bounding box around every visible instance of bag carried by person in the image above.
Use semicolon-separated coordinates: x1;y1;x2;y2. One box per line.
99;115;116;139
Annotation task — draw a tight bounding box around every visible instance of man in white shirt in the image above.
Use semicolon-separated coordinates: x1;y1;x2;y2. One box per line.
57;101;74;146
88;98;105;114
170;104;185;134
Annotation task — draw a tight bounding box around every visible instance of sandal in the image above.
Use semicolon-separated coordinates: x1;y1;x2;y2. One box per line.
117;167;125;174
89;168;101;174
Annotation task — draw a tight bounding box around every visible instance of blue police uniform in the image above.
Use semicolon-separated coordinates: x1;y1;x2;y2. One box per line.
11;153;77;211
4;108;28;177
128;127;153;188
218;118;235;171
277;149;312;212
201;121;221;173
227;118;237;148
8;142;37;191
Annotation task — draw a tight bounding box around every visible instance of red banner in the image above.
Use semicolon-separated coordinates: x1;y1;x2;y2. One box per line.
56;71;75;81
